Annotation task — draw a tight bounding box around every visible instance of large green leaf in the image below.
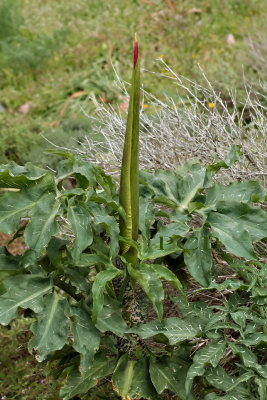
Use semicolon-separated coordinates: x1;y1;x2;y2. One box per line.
24;193;59;257
56;157;96;189
131;317;201;345
140;169;179;208
0;274;51;325
140;161;208;212
29;292;68;361
175;161;209;211
70;303;100;372
229;344;267;379
92;268;123;323
55;155;116;194
67;204;93;263
151;263;186;298
149;355;193;399
127;263;164;320
144;236;181;260
204;365;238;391
95;297;128;337
207;212;256;260
171;297;213;322
154;220;190;240
112;354;156;400
60;353;116;400
0;173;58;257
0;161;50;189
205;181;265;205
205;365;253;395
185;341;226;396
184;226;213;287
213;201;267;242
0;185;45;234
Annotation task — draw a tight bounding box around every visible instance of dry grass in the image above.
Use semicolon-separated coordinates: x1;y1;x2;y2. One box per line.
65;64;266;186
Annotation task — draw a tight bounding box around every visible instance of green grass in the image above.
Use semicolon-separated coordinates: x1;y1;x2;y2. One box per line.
0;319;60;399
0;320;121;399
0;0;266;165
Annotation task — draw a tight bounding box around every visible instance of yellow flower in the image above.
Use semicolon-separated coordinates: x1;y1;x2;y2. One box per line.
209;102;214;109
143;104;148;109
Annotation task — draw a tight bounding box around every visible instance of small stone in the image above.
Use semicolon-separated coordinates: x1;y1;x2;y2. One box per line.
18;103;31;114
226;34;235;45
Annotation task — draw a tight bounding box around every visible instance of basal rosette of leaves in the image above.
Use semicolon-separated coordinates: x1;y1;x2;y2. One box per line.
0;146;266;399
0;38;267;400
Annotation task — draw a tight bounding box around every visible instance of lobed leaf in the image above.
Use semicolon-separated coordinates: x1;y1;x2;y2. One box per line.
207;212;257;260
60;353;116;400
67;203;93;263
205;365;253;395
229;343;267;379
24;193;60;257
184;226;213;287
150;263;186;299
70;303;100;372
29;292;68;361
127;262;164;319
213;201;267;242
185;341;226;395
0;274;51;325
149;355;193;399
92;268;123;323
130;317;201;345
171;296;213;322
0;161;50;189
205;181;265;206
95;297;128;337
140;161;209;212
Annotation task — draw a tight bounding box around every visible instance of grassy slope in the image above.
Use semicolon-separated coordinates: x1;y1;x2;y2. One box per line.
0;0;266;165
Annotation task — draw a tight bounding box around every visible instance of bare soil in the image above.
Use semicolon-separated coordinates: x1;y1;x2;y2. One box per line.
0;232;25;255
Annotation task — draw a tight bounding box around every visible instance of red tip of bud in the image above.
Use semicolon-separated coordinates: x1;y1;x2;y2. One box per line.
134;33;138;68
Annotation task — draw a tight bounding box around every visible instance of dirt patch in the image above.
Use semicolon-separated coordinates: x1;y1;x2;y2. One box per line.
0;232;25;255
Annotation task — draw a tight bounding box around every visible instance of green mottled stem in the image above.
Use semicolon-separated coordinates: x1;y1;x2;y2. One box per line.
53;277;83;302
119;35;140;264
53;277;91;315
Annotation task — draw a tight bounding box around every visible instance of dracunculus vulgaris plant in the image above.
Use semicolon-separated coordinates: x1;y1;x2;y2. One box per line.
119;33;140;265
0;35;267;400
